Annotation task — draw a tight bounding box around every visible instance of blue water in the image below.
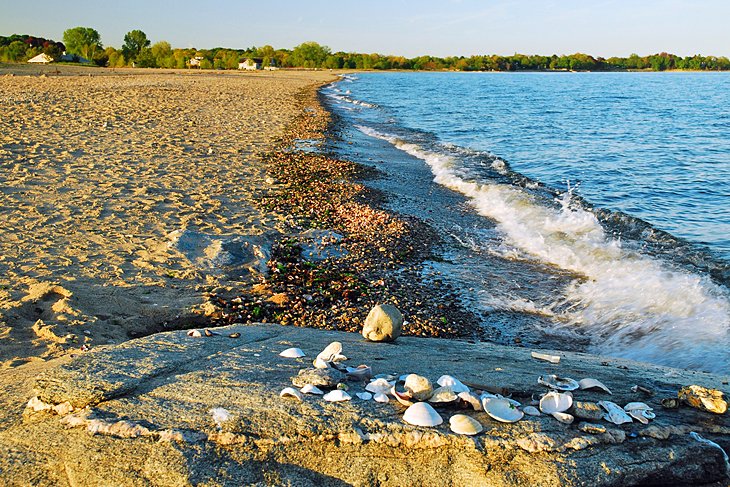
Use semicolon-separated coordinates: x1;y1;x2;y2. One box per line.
323;72;730;373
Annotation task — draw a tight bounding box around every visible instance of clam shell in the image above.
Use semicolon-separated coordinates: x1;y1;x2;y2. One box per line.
623;402;652;411
373;392;389;403
538;374;580;391
365;378;394;395
280;387;304;401
429;386;458;404
436;375;470;393
483;397;524;423
314;341;347;368
578;378;612;395
531;351;560;364
300;384;324;395
551;412;574;424
457;391;483;411
523;406;541;416
391;385;414;407
323;390;351;402
279;347;306;358
403;402;443;427
449;414;484;435
356;392;373;400
404;374;433;401
346;365;373;380
539;391;573;414
598;401;633;425
187;329;202;338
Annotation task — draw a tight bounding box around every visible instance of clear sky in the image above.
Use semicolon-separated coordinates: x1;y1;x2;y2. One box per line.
2;0;728;58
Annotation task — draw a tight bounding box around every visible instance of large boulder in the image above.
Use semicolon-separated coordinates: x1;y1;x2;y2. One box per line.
362;303;403;342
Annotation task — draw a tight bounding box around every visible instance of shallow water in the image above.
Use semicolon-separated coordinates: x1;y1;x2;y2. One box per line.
322;72;730;373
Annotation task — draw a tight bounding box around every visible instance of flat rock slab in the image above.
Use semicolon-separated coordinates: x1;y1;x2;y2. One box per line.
5;324;730;486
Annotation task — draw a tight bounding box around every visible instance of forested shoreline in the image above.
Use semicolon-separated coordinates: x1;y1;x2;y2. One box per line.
2;29;729;71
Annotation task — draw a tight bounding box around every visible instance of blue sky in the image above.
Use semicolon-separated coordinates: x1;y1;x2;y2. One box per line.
2;0;728;57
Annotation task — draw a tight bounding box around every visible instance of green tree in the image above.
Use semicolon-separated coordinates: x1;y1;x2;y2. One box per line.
122;29;150;63
151;41;173;68
62;26;102;61
290;41;331;68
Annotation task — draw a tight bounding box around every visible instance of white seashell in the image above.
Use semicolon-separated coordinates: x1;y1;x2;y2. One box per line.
365;378;394;395
598;401;633;425
623;402;652;411
429;386;458;404
403;402;443;427
300;384;324;395
279;347;306;358
280;387;304;401
578;378;612;395
391;386;414;407
210;407;232;429
538;374;580;391
458;391;483;411
187;329;202;337
539;391;573;414
481;392;520;408
523;406;541;416
356;392;373;400
346;365;373;380
323;390;352;402
314;341;346;368
404;374;433;401
531;351;560;364
449;414;483;435
436;375;470;393
313;358;330;369
551;412;574;424
483;397;524;423
373;392;389;403
624;402;654;424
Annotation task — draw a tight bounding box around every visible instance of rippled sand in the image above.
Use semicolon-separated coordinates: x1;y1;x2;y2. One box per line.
0;66;335;366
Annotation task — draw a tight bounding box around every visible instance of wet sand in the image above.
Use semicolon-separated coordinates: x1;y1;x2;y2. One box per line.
0;65;336;366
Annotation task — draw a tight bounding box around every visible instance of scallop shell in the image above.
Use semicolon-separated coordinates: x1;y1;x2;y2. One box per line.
429;386;458;404
323;390;351;402
403;402;443;427
578;378;612;395
356;392;373;401
457;391;483;411
538;374;580;391
373;392;389;403
449;414;484;435
280;387;304;401
539;391;573;414
404;374;433;401
300;384;324;395
483;397;524;423
598;401;633;425
551;412;574;424
436;375;470;393
523;406;541;416
279;347;306;358
365;378;394;395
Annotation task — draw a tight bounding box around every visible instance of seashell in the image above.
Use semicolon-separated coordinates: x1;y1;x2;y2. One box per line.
436;375;470;393
624;402;654;424
539;391;573;414
391;385;414;407
300;384;324;395
523;406;541;416
314;341;347;368
483;397;524;423
449;414;484;435
457;391;482;411
337;383;349;391
429;386;458;404
187;329;202;338
280;387;304;401
323;390;351;402
365;378;394;395
373;392;389;403
210;407;232;429
204;329;217;336
538;374;579;391
551;412;574;424
598;401;633;425
228;332;240;338
356;392;373;400
578;422;607;434
623;402;652;412
346;365;373;380
404;374;433;401
578;378;612;395
403;402;443;427
279;347;306;358
313;358;330;369
531;351;560;364
678;385;728;415
661;397;679;409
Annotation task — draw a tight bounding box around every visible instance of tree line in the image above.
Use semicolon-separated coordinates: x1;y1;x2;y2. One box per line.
2;27;730;72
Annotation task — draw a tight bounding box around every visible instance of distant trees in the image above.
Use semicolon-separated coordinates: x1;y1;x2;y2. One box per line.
122;29;151;64
62;27;102;62
288;41;331;68
0;34;65;62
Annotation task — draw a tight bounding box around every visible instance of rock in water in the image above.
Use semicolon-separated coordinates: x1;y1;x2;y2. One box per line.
362;304;403;342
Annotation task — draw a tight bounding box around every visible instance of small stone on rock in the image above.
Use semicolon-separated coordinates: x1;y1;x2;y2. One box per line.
362;304;403;342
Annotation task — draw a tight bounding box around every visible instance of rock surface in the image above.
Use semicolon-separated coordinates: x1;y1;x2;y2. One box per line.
362;304;403;342
1;323;729;486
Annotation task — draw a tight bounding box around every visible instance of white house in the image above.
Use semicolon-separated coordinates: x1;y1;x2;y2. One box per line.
28;53;53;64
188;56;204;68
239;58;262;70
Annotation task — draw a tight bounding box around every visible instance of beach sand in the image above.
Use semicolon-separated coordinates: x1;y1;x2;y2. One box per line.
0;66;336;367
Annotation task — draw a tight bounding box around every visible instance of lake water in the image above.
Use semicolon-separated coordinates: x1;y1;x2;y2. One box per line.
322;72;730;373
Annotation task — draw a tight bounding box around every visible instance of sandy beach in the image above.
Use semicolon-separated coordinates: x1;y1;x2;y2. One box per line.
0;65;336;367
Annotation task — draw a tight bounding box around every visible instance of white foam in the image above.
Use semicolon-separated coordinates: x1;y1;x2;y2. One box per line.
358;125;730;372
